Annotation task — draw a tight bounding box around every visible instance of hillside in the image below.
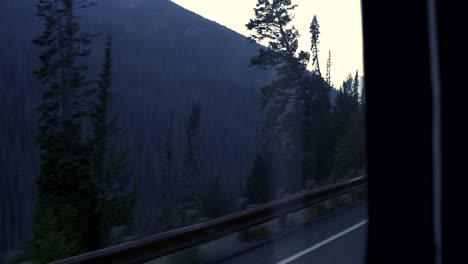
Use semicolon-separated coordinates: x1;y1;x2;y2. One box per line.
0;0;273;257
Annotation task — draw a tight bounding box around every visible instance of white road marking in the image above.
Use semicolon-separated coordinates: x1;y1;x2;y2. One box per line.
277;219;368;264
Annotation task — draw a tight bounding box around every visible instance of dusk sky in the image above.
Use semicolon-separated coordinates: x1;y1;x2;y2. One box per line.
171;0;364;86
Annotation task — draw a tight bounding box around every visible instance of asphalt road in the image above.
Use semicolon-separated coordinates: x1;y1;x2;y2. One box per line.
217;202;368;264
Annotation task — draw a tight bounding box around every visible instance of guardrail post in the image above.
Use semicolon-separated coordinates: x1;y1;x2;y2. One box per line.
275;187;287;229
236;197;249;242
278;194;291;228
324;199;333;211
278;214;287;229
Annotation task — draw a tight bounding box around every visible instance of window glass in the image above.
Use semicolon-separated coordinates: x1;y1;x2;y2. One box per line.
0;0;366;263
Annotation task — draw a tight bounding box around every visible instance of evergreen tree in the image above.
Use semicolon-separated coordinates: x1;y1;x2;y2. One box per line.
303;16;333;186
352;70;360;102
310;15;321;76
333;113;366;178
333;73;359;133
332;73;365;179
360;77;366;111
179;103;201;225
243;154;271;204
326;50;332;87
200;176;225;218
158;113;175;232
246;0;309;81
27;0;97;261
247;0;310;193
246;0;309;116
302;75;333;185
89;36;136;247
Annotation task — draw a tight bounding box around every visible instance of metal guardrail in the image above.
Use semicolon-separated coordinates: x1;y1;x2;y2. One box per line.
51;176;367;264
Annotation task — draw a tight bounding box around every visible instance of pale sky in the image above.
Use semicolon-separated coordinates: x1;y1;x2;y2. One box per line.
171;0;364;87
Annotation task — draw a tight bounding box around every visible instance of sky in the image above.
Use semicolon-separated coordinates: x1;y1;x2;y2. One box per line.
171;0;364;87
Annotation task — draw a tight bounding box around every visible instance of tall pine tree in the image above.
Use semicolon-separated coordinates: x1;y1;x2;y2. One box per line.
302;75;333;186
89;36;136;248
332;72;365;178
28;0;97;261
326;50;332;87
333;73;359;133
178;103;201;225
310;15;321;77
247;0;310;192
246;0;309;81
200;176;225;218
333;112;366;178
302;14;335;186
352;70;360;103
158;113;175;232
243;154;271;204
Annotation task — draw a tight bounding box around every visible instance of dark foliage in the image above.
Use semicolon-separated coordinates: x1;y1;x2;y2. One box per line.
244;154;271;204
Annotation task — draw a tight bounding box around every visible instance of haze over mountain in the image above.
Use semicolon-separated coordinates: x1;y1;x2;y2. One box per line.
0;0;278;257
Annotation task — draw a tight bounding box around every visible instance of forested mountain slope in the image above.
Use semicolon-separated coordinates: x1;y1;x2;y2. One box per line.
0;0;276;257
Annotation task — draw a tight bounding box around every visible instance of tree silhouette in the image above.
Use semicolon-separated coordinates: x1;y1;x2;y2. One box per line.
310;15;322;76
178;103;201;225
326;50;333;87
89;36;136;247
28;0;97;261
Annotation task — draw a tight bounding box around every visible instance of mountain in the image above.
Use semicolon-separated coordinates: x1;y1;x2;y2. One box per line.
0;0;274;257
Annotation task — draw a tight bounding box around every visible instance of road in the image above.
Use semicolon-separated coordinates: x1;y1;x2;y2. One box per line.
216;202;368;264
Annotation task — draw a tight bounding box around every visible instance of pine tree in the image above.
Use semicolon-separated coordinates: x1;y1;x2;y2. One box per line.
332;73;365;179
360;77;366;111
179;103;201;225
302;75;333;186
334;73;359;132
243;154;271;204
89;36;136;247
352;70;360;102
200;176;225;218
158;113;175;232
310;15;322;76
28;0;97;261
246;0;310;113
303;16;334;186
246;0;309;81
326;50;332;87
333;113;366;178
28;2;136;261
247;0;310;193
